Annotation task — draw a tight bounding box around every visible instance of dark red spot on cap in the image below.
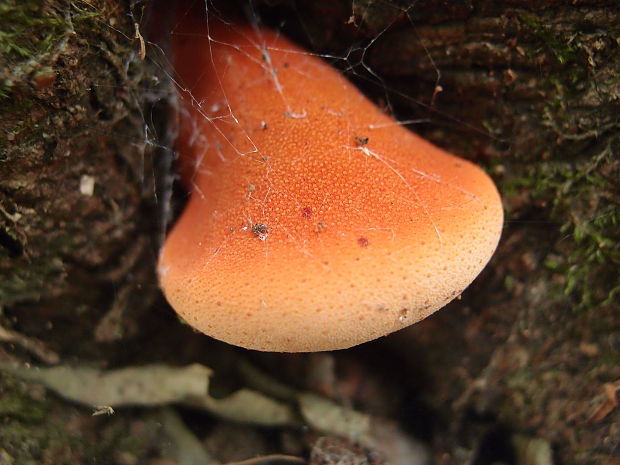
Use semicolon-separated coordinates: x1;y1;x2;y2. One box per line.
302;207;313;219
357;237;369;247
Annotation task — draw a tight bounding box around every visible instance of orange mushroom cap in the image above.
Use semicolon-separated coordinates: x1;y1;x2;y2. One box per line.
158;14;503;352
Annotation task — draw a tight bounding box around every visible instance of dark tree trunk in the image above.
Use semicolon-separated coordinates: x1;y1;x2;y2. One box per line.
0;0;162;350
1;0;618;464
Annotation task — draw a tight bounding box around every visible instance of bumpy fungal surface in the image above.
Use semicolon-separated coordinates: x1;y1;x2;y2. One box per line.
158;13;503;352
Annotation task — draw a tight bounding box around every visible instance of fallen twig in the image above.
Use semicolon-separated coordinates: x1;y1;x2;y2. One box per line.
224;455;306;465
0;324;59;364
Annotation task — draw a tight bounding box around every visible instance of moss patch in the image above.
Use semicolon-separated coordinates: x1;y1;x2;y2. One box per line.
505;129;620;310
0;0;101;98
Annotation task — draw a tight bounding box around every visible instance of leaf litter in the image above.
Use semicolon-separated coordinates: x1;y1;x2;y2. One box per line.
0;360;429;463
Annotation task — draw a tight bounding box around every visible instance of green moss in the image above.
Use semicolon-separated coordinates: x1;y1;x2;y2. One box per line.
0;373;149;464
0;0;102;98
518;14;580;66
0;0;66;98
0;2;64;59
0;374;49;421
0;375;51;463
516;14;592;90
0;390;49;423
504;144;620;310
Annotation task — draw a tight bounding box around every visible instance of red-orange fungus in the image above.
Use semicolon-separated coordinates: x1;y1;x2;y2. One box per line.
158;11;503;352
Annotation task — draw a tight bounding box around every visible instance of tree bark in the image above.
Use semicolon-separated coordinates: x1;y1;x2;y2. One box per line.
1;0;618;464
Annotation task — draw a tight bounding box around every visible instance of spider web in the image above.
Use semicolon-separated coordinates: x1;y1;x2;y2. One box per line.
140;0;499;275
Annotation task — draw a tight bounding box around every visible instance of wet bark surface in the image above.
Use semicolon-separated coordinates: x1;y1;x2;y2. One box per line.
1;0;618;464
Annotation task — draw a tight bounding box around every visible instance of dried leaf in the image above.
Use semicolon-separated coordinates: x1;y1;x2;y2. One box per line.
189;388;296;427
298;392;370;443
159;407;218;465
512;435;554;465
0;325;59;364
0;362;295;427
0;362;211;406
588;382;619;424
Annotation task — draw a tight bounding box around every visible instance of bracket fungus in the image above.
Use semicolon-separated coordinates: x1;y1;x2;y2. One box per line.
158;13;503;352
